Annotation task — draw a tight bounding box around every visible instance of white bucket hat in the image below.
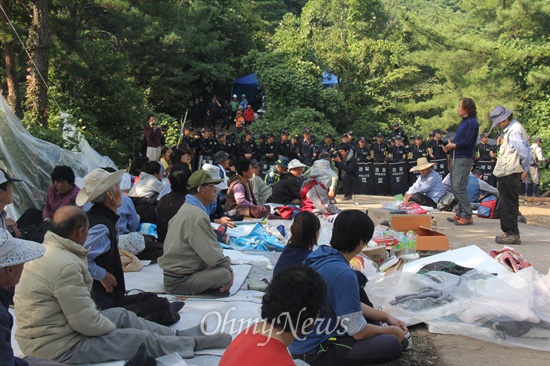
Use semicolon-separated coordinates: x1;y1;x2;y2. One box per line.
202;164;228;190
409;157;436;172
0;229;45;268
288;159;308;170
76;168;125;206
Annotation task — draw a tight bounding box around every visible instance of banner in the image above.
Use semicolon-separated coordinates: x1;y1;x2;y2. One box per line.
476;159;496;187
357;162;374;195
431;158;448;179
373;163;389;196
388;161;409;196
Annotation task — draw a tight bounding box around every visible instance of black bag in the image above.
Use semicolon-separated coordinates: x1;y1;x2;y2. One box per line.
136;235;163;261
122;292;181;326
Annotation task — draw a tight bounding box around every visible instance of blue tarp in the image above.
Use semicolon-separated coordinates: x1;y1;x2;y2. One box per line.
232;73;259;103
322;72;338;87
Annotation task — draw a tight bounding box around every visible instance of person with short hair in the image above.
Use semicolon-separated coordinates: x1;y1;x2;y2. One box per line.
290;210;407;365
157;165;192;243
0;168;22;237
490;105;531;244
128;161;164;199
0;228;47;366
526;137;546;197
159;171;234;296
333;143;360;201
42;165;80;224
220;265;327;366
404;158;445;208
144;114;162;162
249;160;272;205
15;206;231;364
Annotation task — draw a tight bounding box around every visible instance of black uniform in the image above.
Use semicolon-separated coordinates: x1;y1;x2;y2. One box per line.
318;142;335;156
260;141;278;163
278;139;292;158
199;136;218;156
298;138;317;166
411;143;428;160
388;145;407;162
370;141;388;163
389;128;407;143
355;145;370;162
428;139;446;160
238;139;257;159
474;142;494;160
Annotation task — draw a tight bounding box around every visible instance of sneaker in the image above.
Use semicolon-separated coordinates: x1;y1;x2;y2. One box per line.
454;217;473;225
447;214;461;222
342;196;353;201
495;232;521;245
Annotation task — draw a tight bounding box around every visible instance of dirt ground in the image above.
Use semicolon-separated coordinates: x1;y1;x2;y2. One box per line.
336;195;550;366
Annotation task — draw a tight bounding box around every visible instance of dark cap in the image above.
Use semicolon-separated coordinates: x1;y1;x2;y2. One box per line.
415;134;422;139
429;131;435;137
359;136;366;142
393;123;400;128
347;130;354;135
184;126;194;131
376;132;384;138
0;168;21;185
201;128;207;133
245;130;253;135
395;135;403;140
341;133;348;138
275;156;289;167
433;129;443;135
481;132;489;138
304;128;311;134
293;134;300;139
266;132;274;138
325;133;333;139
259;134;266;140
250;159;260;168
213;151;230;164
281;130;289;136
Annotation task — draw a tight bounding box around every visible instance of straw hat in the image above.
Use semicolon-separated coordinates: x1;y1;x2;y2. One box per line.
76;168;125;206
202;164;228;190
409;157;436;172
0;229;45;268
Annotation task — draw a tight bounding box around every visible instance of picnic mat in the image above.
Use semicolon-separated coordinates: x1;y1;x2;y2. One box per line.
125;263;252;297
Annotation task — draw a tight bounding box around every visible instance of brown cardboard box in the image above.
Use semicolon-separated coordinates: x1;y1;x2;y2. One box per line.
391;215;449;252
368;208;408;224
361;246;388;265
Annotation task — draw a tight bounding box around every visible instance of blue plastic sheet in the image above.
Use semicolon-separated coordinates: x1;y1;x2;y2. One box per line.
223;223;284;251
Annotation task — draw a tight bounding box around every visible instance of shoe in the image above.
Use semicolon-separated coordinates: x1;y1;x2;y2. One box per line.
342;196;353;201
495;232;521;245
447;214;461;222
454;217;473;225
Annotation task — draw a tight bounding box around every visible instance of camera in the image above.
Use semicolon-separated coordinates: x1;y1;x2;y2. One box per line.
441;139;449;146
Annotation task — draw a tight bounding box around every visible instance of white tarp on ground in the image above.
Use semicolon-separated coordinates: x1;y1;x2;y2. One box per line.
0;94;115;219
366;245;550;351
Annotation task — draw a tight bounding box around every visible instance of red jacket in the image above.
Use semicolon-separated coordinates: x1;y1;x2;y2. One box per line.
243;109;254;123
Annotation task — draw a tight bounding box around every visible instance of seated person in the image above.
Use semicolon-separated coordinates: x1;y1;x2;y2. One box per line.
128;161;165;201
441;168;499;209
301;159;341;221
271;159;307;205
249;159;272;205
0;228;53;366
264;156;289;187
159;171;234;297
226;159;273;219
290;210;408;365
201;164;234;227
157;165;192;243
14;206;231;364
404;157;445;208
272;212;320;278
219;265;327;366
0;168;22;237
43;165;80;224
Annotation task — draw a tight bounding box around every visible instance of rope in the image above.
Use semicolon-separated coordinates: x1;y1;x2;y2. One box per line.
0;3;64;115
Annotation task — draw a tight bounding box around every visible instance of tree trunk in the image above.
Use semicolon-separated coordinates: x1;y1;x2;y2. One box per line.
26;0;50;127
1;0;23;117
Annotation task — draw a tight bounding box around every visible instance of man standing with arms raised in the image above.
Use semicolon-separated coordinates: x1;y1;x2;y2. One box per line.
443;98;479;225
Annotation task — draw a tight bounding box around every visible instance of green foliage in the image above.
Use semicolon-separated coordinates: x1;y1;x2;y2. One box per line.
251;107;337;139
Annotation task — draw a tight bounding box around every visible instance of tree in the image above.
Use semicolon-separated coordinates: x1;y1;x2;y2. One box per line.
0;0;22;117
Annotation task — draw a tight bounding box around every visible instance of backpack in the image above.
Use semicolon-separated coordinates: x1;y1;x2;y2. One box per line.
477;196;499;219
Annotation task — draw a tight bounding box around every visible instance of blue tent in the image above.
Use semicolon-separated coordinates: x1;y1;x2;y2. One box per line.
322;72;338;87
232;73;259;103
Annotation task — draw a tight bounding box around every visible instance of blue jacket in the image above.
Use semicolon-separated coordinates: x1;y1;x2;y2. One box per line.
454;117;479;158
289;246;361;355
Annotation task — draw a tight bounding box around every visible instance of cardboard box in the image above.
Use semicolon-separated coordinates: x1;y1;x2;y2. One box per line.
391;215;449;253
368;208;407;224
361;246;388;265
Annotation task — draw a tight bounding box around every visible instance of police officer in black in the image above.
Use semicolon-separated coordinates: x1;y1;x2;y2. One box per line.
217;132;236;156
388;135;407;162
318;133;335;156
238;130;257;160
370;132;388;163
180;125;196;151
347;131;358;152
197;128;217;157
411;134;428;160
389;122;408;143
428;129;446;160
355;137;370;162
298;128;317;166
277;130;292;158
474;132;495;162
260;132;278;164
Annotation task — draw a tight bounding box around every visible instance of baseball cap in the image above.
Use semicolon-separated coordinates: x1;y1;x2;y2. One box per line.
481;132;489;138
325;133;333;139
359;137;366;142
276;156;289;168
0;168;21;185
415;134;422;139
304;128;311;134
281;130;289;136
376;132;384;138
187;170;223;190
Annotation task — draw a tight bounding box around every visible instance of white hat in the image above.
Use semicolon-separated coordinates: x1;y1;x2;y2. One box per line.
0;229;45;268
232;94;237;98
76;168;125;206
202;164;228;190
288;159;308;170
409;157;436;172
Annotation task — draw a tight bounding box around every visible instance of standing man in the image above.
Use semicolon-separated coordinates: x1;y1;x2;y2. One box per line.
490;106;531;244
428;129;447;160
277;131;292;159
526;137;546;197
474;132;495;166
443;98;479;226
144;114;162;162
298;129;317;166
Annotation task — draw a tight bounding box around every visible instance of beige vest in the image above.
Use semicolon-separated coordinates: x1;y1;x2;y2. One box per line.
493;121;528;177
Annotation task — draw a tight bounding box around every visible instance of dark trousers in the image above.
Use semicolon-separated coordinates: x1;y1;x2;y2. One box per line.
408;193;437;208
293;334;403;366
342;173;359;197
497;173;521;235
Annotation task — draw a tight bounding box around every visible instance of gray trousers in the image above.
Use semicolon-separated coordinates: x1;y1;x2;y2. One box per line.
56;308;195;364
450;157;473;218
164;267;231;295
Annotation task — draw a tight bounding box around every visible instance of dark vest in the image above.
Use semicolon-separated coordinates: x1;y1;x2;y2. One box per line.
87;203;125;310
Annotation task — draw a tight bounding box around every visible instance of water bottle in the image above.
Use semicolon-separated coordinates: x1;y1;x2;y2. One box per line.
405;230;417;255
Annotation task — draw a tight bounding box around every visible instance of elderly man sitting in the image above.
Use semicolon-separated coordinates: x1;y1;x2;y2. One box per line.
159;171;234;297
271;159;307;205
14;206;231;364
404;158;445;208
